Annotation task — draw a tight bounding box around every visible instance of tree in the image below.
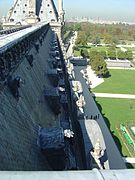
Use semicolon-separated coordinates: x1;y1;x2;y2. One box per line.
89;50;99;61
0;22;2;30
75;31;88;45
104;35;113;44
73;46;79;51
125;51;133;60
73;23;81;31
80;49;89;58
100;51;107;59
90;54;109;77
92;37;101;45
117;50;126;60
112;37;119;45
121;41;126;45
113;27;122;36
81;23;91;37
64;22;81;32
65;22;135;43
133;35;135;41
107;49;116;59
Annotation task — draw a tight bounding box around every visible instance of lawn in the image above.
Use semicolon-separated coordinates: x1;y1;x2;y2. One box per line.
73;45;121;57
74;50;81;57
95;97;135;157
125;47;135;51
93;69;135;94
89;46;112;52
79;45;118;53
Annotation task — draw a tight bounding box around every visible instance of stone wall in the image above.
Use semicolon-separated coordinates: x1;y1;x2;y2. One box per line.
0;27;58;170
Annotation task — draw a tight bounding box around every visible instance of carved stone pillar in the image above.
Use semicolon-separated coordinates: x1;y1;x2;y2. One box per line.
58;0;65;24
25;0;39;24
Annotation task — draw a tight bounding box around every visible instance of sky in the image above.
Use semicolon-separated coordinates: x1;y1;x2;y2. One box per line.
0;0;135;22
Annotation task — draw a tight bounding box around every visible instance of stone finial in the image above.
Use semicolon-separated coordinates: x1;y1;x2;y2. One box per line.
93;139;102;157
58;0;65;23
90;139;104;169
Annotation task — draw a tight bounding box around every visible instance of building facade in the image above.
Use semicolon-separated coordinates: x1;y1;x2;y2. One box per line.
3;0;65;41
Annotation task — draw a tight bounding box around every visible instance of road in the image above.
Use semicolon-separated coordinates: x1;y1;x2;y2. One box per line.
73;65;126;169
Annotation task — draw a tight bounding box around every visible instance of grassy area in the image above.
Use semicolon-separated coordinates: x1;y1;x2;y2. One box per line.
93;69;135;94
73;45;135;59
89;46;112;52
125;47;135;51
74;50;81;57
74;45;119;57
78;45;118;53
95;97;135;158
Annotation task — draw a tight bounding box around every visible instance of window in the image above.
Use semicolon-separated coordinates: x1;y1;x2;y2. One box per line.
29;11;34;14
49;11;52;13
25;4;27;7
47;4;50;7
14;11;16;13
51;19;55;22
10;19;14;22
23;11;25;13
41;11;43;14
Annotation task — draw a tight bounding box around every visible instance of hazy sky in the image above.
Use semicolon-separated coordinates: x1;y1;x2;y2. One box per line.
0;0;135;22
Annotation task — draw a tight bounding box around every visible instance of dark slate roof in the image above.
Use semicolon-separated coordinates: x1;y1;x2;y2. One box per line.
44;87;59;97
38;127;65;150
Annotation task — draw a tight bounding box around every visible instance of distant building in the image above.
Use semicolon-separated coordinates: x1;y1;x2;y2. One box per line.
66;16;135;25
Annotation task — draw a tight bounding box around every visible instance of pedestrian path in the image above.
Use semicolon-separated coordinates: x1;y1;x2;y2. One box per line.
108;67;135;70
81;66;104;88
92;93;135;99
123;157;135;164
